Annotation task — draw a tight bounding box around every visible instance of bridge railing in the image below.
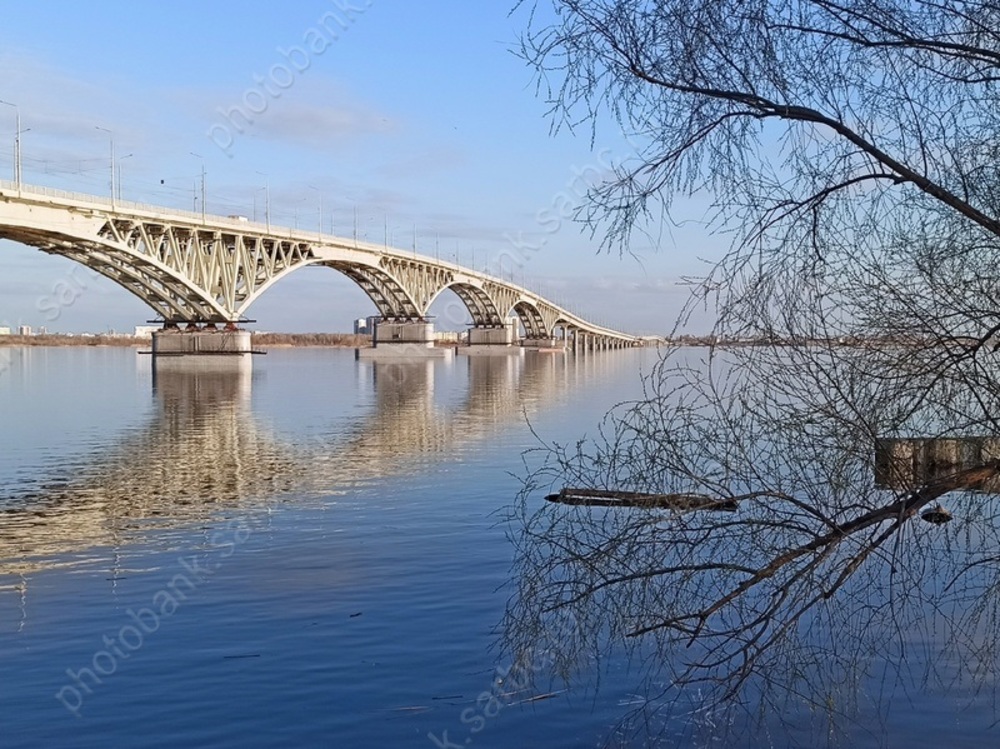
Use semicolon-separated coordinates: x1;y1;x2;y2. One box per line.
0;179;267;231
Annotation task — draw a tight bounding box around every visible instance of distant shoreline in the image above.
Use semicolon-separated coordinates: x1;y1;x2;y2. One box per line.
0;334;893;349
0;334;923;350
0;332;373;348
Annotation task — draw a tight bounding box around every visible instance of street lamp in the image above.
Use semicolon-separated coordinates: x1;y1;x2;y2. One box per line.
95;126;115;207
252;188;262;222
190;152;206;222
0;100;24;188
308;185;323;240
117;153;133;202
255;171;269;232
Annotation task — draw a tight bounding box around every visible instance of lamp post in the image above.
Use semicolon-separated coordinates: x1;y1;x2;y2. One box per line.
308;185;323;240
189;152;207;222
252;188;260;222
255;171;269;232
95;126;115;208
116;153;133;202
0;100;23;188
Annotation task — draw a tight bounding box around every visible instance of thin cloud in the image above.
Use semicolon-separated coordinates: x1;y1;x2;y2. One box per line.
249;99;397;147
373;145;469;180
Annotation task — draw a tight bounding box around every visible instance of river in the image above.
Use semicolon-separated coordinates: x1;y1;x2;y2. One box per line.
0;346;654;748
0;345;997;748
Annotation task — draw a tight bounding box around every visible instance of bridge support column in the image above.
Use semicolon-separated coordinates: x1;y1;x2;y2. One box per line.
375;319;434;345
521;337;563;350
151;324;253;361
467;325;515;346
357;319;451;359
459;324;521;355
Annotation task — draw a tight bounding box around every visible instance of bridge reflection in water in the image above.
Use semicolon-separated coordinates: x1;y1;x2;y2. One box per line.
0;350;635;591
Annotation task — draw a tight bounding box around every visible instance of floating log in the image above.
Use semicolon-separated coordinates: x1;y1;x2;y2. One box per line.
545;487;739;511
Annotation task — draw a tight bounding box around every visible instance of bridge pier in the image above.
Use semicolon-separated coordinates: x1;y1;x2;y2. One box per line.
458;324;520;355
356;319;451;359
521;337;563;350
467;325;515;346
375;319;434;345
151;324;253;361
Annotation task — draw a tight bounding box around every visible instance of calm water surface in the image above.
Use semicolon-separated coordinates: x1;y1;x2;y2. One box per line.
1;346;997;748
0;346;650;749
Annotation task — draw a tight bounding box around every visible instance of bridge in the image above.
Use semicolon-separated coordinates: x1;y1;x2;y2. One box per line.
0;181;641;352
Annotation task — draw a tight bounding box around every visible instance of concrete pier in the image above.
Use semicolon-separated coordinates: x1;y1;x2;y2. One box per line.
152;328;253;359
875;437;1000;492
468;326;515;346
457;344;524;357
374;320;434;345
356;320;451;359
521;337;563;350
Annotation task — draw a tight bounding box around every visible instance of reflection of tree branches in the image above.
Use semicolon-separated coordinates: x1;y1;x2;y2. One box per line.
506;351;1000;745
508;1;1000;743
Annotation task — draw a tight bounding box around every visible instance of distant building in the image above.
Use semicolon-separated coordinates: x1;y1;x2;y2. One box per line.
17;325;31;336
0;327;10;336
36;326;47;336
353;316;381;335
133;325;160;339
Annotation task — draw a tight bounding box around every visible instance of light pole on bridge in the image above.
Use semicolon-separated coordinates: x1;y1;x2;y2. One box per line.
0;100;25;189
190;152;206;222
95;126;116;209
256;171;270;232
116;153;133;202
308;185;323;239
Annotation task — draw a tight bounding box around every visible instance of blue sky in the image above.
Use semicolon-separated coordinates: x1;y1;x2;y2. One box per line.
0;1;721;335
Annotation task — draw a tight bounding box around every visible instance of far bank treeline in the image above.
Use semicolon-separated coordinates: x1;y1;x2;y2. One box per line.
0;333;943;349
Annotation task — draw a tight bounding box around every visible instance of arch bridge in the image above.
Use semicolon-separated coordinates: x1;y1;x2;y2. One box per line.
0;182;640;350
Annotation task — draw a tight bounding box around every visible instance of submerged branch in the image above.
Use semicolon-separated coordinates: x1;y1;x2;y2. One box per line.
627;460;1000;638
